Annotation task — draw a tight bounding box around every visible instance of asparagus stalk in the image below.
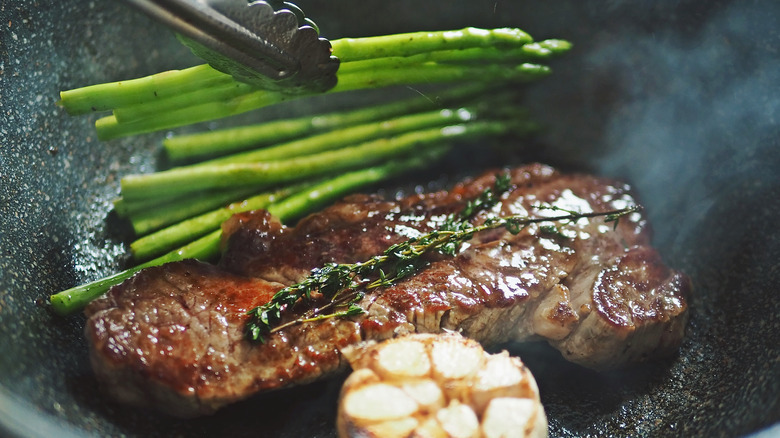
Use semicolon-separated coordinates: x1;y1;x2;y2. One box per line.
112;80;258;124
187;106;477;168
340;39;572;74
114;184;263;219
328;27;533;61
119;119;520;201
130;184;314;261
59;27;539;115
124;99;527;234
59;64;232;115
110;39;568;126
125;99;522;237
49;152;442;316
96;63;549;140
49;229;222;316
162;82;494;163
117;186;278;237
265;146;448;221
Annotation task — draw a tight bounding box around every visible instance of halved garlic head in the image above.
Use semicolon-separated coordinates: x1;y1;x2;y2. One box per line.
337;333;547;438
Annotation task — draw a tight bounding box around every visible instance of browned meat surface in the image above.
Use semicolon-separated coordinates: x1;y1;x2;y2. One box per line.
84;260;361;418
84;163;690;417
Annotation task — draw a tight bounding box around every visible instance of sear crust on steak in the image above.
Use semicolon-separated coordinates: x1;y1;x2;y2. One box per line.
85;260;362;418
84;163;690;417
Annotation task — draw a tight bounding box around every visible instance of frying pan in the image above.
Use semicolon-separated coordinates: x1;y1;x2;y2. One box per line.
1;0;778;436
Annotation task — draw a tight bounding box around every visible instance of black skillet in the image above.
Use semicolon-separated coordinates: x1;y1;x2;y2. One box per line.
1;0;778;436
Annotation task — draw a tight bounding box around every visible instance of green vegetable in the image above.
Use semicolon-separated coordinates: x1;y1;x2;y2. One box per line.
117;97;526;235
340;39;572;73
59;28;538;114
109;38;568;125
118;120;527;202
94;63;549;140
189;106;480;167
58;64;231;115
161;82;496;163
129;185;303;261
58;27;570;140
49;230;222;316
115;185;271;234
328;27;533;61
49;153;440;316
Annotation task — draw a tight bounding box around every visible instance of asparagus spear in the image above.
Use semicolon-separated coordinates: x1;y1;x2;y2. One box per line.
115;185;265;229
49;152;443;316
112;80;257;124
328;27;533;61
59;27;539;115
187;106;478;168
59;27;569;140
49;230;222;316
119;120;521;201
58;64;232;115
161;82;494;163
96;63;549;140
111;39;568;126
339;39;572;74
127;100;527;236
130;185;305;261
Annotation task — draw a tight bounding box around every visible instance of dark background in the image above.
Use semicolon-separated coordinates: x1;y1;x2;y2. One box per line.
1;0;778;436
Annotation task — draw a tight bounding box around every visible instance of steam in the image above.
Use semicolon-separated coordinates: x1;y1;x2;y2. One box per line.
530;1;780;254
604;2;778;251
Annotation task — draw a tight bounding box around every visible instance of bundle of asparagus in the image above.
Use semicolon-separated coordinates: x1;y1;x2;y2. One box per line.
59;28;569;140
50;27;570;315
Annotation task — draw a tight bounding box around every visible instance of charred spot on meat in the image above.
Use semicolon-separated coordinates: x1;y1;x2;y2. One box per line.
84;163;691;417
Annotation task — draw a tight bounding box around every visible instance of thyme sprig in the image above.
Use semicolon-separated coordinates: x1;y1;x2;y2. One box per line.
245;172;513;342
245;174;640;342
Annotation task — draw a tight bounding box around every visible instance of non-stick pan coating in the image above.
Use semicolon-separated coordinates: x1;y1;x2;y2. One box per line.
1;1;778;436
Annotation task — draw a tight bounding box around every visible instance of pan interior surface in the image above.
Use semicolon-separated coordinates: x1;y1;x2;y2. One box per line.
0;0;778;437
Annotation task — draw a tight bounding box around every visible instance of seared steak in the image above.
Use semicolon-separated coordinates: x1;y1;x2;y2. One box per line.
84;163;690;417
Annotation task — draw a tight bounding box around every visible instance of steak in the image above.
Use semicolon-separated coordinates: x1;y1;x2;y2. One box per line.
84;163;690;417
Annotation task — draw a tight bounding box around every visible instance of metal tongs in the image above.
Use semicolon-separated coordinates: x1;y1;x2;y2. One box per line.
123;0;339;93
